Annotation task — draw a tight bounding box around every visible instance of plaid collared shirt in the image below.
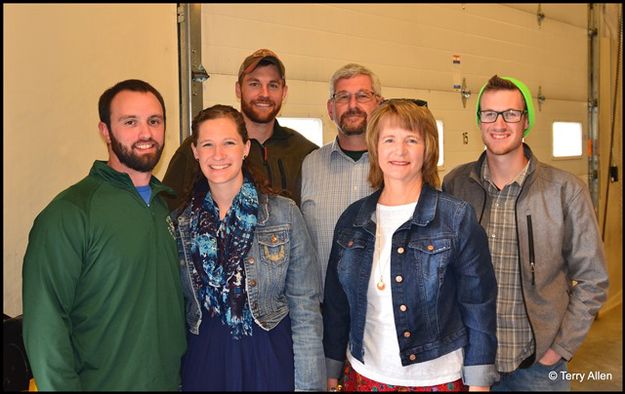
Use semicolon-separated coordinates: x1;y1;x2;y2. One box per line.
301;138;376;299
482;159;534;373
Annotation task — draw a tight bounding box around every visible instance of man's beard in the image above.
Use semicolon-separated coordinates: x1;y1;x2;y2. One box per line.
338;108;368;136
241;98;282;124
109;132;163;173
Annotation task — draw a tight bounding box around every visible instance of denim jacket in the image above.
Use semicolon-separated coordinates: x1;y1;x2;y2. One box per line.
174;192;326;391
323;185;498;387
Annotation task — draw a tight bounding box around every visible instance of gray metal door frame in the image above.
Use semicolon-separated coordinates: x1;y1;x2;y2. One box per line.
177;3;207;142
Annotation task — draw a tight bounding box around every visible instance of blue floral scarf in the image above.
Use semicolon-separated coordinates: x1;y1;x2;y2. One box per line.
189;176;258;339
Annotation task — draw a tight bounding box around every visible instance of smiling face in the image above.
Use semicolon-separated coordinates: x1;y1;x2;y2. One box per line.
479;89;528;157
99;90;165;174
191;116;251;193
327;74;380;137
236;64;287;124
377;120;425;187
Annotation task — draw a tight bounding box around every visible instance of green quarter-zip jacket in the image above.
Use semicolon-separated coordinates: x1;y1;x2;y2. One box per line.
22;160;187;391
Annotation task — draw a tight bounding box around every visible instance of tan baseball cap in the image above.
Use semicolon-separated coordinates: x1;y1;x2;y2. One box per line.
238;48;285;81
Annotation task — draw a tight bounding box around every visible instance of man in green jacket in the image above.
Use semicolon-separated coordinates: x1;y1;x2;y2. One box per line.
22;79;187;391
162;48;318;210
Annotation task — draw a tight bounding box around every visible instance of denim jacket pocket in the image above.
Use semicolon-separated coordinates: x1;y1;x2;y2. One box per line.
406;238;453;340
335;230;369;288
408;238;452;285
336;231;368;250
258;229;289;266
336;230;368;263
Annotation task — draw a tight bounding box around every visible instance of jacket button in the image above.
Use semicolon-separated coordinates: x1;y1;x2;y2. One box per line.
395;275;403;283
409;354;416;361
427;244;434;251
347;240;354;247
249;279;257;287
403;331;411;338
399;304;407;312
271;234;278;244
248;257;255;264
397;247;405;254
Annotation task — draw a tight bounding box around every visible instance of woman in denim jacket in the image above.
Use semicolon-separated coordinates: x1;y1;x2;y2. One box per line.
323;100;498;391
172;105;325;391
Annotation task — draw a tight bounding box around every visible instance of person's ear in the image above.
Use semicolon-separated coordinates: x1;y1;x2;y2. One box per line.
98;122;111;144
235;81;242;100
327;99;336;122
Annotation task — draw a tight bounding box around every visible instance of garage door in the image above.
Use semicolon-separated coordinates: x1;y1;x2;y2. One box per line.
194;3;589;181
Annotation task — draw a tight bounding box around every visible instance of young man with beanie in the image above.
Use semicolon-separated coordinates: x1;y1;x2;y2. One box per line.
442;75;609;391
163;48;317;209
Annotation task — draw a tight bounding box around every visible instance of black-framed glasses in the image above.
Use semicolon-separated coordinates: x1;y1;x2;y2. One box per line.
381;98;428;108
332;90;378;104
478;109;526;123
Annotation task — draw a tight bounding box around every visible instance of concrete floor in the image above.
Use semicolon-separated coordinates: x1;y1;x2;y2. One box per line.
569;304;622;391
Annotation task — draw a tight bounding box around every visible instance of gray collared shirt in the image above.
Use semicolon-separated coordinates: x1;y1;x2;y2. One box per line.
482;159;534;373
301;137;376;299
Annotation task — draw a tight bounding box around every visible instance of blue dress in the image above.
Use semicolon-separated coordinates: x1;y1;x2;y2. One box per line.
181;307;294;391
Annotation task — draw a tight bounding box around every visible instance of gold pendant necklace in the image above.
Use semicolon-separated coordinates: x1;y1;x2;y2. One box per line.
375;214;387;291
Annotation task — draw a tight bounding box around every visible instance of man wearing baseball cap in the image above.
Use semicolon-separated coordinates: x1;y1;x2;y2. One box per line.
442;75;608;390
163;48;317;210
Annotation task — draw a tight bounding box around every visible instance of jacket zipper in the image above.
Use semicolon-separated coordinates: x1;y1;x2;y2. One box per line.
513;169;537;364
177;216;203;332
262;145;273;186
277;158;287;191
468;176;487;225
526;215;536;285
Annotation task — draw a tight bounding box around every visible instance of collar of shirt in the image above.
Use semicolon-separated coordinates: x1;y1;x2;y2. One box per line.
330;136;368;162
481;158;531;191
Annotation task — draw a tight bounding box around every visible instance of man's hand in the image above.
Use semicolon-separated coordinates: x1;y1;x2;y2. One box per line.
327;378;339;391
538;348;563;366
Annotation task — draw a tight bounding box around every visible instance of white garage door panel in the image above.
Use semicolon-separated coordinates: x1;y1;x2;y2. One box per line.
199;3;589;180
506;4;588;28
201;5;586;95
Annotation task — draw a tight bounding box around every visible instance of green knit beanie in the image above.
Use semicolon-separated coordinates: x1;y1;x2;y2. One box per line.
476;76;535;136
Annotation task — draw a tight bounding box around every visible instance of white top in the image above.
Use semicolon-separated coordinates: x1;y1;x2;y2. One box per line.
347;202;463;387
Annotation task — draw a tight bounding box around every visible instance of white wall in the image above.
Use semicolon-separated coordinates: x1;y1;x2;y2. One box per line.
3;4;180;317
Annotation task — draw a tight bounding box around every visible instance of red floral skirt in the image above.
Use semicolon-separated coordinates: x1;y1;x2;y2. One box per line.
340;361;468;392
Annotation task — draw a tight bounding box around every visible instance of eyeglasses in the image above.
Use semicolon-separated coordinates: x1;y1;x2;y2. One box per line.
332;90;378;105
381;98;428;108
478;109;526;123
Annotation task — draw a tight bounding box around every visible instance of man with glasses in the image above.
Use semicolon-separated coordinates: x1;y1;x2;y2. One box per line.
163;48;317;209
301;63;383;300
443;75;608;391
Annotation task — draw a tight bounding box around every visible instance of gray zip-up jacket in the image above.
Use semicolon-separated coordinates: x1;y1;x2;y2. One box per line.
442;144;608;364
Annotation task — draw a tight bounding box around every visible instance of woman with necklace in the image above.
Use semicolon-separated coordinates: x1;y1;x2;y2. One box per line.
172;105;325;391
323;99;497;391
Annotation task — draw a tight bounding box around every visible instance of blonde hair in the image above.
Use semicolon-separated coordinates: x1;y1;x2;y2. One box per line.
366;99;440;189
